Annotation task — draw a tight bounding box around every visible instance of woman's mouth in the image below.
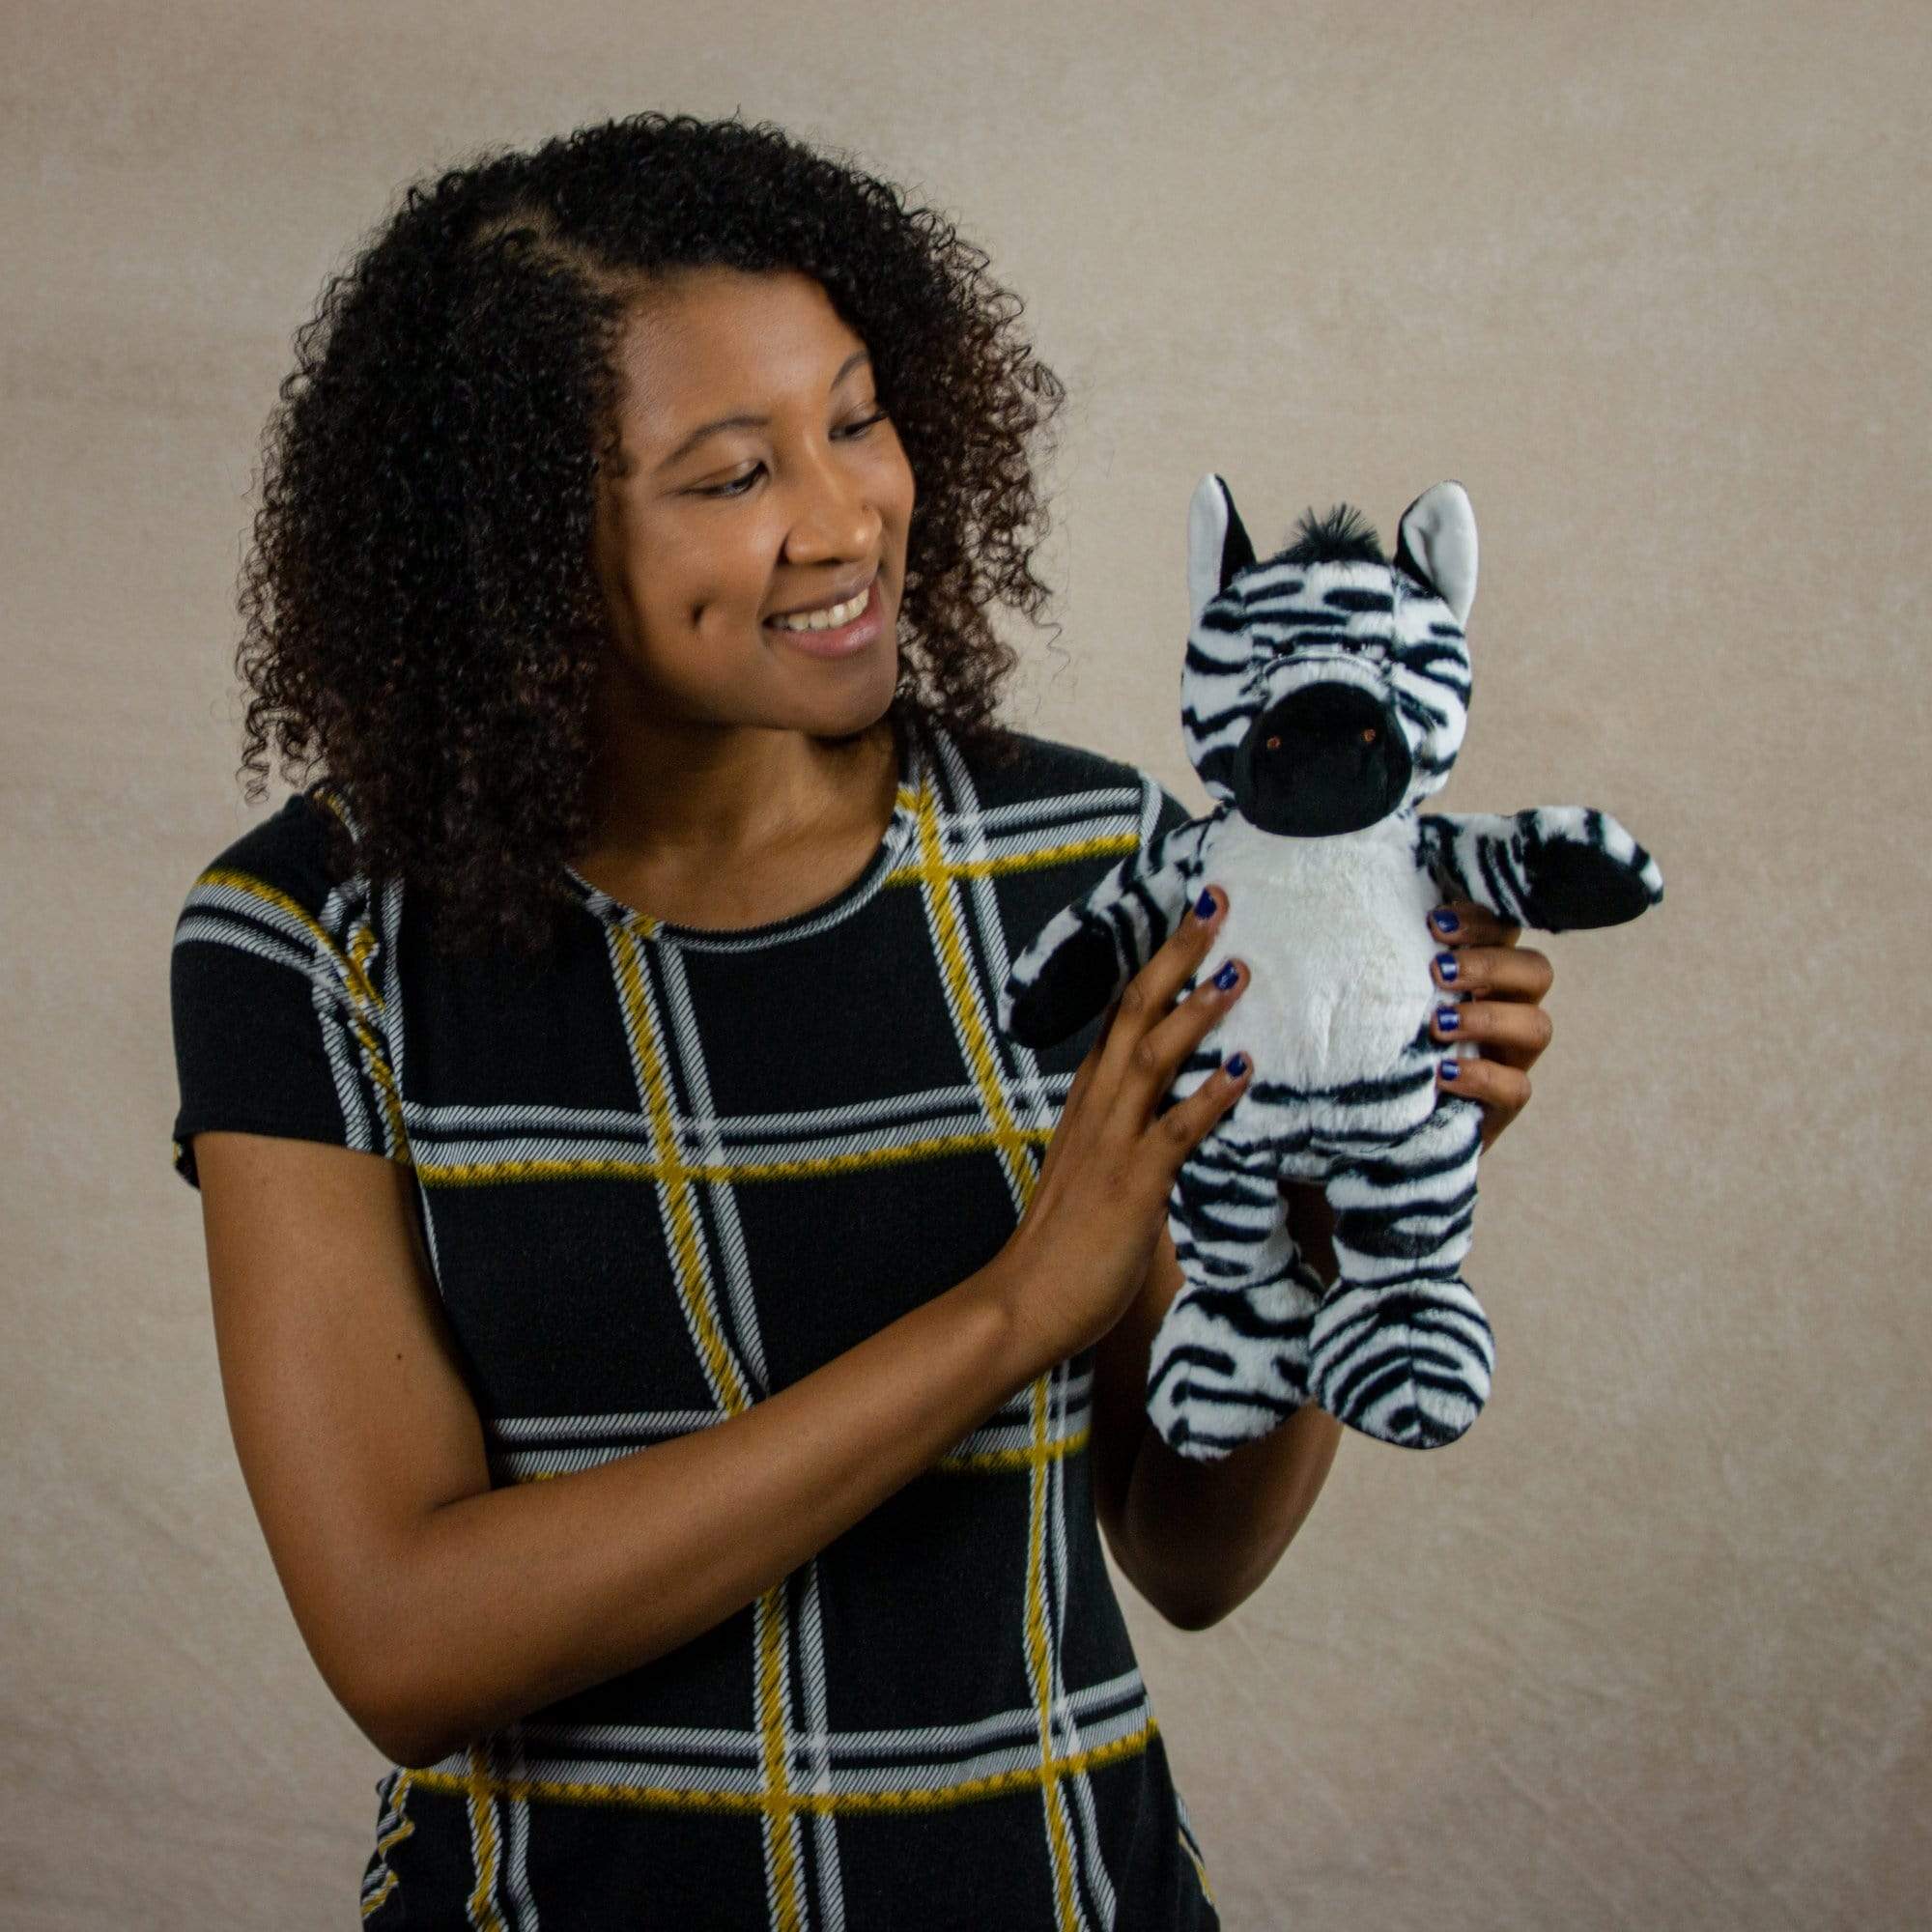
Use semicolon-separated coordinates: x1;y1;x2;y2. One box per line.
761;575;886;658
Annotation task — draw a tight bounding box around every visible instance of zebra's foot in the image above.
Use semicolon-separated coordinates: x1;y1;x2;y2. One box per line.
1306;1274;1495;1450
1144;1271;1323;1463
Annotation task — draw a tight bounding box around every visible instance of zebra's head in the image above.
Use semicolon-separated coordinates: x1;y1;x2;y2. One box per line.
1181;474;1478;834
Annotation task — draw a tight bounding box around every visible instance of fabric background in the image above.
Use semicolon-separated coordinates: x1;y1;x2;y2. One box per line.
3;1;1923;1926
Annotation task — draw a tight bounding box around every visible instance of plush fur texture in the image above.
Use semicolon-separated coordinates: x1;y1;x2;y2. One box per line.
998;475;1663;1457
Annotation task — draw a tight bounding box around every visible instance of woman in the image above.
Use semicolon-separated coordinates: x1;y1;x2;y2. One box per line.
170;112;1552;1929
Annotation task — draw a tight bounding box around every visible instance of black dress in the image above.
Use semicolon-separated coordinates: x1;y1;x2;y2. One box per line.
169;699;1218;1930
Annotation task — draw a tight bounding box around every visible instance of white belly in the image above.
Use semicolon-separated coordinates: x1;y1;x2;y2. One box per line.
1195;814;1440;1089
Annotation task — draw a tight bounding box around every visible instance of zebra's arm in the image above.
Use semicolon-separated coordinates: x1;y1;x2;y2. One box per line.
999;813;1211;1048
1415;806;1664;934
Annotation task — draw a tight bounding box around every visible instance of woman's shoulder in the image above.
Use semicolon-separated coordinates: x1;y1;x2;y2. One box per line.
167;783;399;1196
936;715;1183;815
176;783;359;923
934;717;1197;845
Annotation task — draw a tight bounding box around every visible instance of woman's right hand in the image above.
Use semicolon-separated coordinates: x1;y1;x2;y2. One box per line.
990;886;1251;1370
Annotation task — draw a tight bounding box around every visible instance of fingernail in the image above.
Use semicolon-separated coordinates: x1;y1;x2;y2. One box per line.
1431;909;1460;934
1435;1005;1459;1033
1439;1058;1460;1079
1435;951;1458;982
1195;889;1216;919
1225;1052;1249;1077
1212;959;1239;991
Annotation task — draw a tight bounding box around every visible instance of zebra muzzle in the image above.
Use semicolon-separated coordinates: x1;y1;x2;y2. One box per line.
1236;681;1412;836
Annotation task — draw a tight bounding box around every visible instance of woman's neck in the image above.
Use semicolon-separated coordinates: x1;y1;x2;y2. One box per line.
571;708;901;926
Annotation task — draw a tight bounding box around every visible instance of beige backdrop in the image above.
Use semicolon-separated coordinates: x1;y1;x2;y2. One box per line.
5;1;1925;1925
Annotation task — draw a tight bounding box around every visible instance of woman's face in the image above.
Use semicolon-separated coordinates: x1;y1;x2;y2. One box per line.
590;267;916;744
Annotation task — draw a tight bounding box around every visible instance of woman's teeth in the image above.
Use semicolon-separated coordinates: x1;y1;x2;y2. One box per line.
766;585;869;632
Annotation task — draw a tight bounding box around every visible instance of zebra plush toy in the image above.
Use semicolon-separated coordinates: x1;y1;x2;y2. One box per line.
998;475;1662;1458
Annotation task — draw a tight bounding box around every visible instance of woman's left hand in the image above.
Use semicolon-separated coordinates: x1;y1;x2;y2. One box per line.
1426;900;1554;1153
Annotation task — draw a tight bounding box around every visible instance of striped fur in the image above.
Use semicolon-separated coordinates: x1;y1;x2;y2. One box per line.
1000;477;1663;1457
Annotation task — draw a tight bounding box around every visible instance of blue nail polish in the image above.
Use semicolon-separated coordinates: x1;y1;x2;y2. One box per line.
1435;1005;1459;1033
1431;909;1460;934
1435;951;1458;981
1212;959;1239;990
1225;1052;1248;1077
1439;1058;1460;1079
1195;889;1216;919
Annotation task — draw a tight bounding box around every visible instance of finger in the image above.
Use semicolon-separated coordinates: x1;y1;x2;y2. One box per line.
1429;993;1553;1073
1430;941;1553;1002
1037;997;1118;1185
1435;1054;1531;1149
1428;900;1522;949
1130;902;1262;1115
1035;1055;1091;1188
1097;884;1230;1098
1154;1042;1253;1167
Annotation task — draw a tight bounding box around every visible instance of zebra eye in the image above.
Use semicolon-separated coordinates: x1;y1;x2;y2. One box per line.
1265;735;1281;751
1361;726;1378;744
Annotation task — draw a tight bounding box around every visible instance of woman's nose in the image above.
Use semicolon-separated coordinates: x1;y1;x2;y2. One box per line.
782;452;878;562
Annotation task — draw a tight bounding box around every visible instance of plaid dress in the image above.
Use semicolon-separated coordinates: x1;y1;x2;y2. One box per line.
169;700;1220;1931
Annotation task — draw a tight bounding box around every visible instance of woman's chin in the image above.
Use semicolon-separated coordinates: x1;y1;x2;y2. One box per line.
795;644;899;729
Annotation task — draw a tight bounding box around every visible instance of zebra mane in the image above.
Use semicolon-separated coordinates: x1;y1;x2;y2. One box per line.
1273;503;1387;569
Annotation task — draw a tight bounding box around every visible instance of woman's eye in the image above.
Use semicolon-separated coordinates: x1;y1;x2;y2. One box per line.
693;413;892;499
697;467;763;499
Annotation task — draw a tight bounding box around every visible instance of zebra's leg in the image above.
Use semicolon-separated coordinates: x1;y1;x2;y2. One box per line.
1145;1128;1325;1463
1305;1096;1494;1450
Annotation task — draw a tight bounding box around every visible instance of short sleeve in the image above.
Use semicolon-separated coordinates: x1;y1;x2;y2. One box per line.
168;793;409;1191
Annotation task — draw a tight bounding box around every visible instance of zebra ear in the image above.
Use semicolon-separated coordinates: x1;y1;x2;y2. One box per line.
1187;473;1256;628
1393;481;1478;628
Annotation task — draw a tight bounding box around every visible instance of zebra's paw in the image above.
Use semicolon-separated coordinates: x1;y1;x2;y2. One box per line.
1306;1276;1495;1451
1003;922;1120;1048
1143;1276;1319;1463
1514;807;1664;932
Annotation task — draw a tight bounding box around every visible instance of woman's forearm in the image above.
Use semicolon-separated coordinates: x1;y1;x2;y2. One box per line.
1122;1404;1344;1629
381;1263;1044;1766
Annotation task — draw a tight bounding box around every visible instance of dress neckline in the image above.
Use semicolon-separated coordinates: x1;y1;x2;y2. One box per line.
560;703;925;951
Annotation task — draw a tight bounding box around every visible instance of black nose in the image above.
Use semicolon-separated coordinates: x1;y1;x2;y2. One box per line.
1236;681;1411;835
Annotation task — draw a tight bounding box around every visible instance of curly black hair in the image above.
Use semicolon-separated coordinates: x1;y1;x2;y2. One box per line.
233;111;1068;960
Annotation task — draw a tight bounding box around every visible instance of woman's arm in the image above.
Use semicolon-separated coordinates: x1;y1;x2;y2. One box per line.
195;847;1260;1771
196;1129;1053;1770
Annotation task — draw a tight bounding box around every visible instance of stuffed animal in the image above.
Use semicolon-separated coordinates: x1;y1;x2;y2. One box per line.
998;475;1662;1457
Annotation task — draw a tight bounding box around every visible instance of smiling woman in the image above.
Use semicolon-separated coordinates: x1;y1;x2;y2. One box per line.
170;110;1273;1929
573;269;915;928
228;111;1069;965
